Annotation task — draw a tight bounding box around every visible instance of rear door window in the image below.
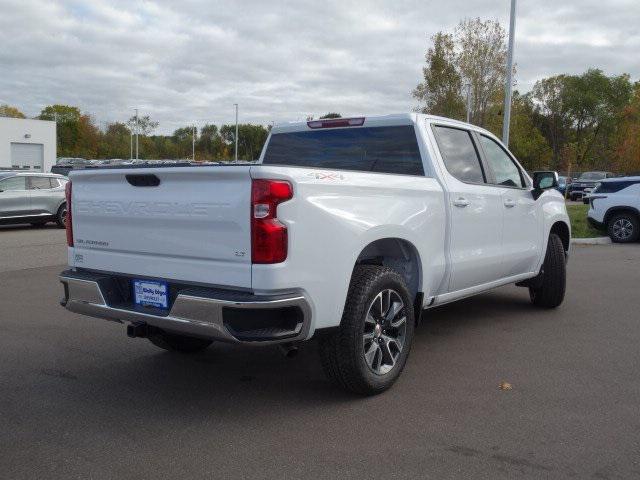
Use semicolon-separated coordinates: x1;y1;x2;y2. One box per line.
432;126;485;184
0;176;26;191
28;176;52;190
263;126;424;176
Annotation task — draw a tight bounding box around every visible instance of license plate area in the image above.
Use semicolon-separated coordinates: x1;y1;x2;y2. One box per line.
133;279;169;310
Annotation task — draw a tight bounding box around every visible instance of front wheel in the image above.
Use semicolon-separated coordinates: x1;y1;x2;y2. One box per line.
319;265;415;395
529;233;566;308
148;328;213;353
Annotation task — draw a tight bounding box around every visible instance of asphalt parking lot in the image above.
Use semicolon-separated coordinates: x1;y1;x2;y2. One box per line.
1;227;639;479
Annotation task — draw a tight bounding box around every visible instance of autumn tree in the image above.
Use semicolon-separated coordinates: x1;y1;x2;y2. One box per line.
0;104;26;118
614;82;640;174
38;105;101;157
414;19;508;127
456;18;508;127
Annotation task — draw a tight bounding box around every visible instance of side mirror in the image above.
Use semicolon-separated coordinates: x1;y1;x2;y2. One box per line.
532;171;558;200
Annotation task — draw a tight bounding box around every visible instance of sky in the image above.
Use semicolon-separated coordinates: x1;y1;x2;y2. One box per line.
0;0;638;134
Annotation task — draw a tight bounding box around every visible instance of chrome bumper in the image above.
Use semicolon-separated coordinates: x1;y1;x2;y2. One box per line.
59;270;311;344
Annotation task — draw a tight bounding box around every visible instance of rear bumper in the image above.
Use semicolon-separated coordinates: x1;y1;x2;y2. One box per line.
59;269;311;344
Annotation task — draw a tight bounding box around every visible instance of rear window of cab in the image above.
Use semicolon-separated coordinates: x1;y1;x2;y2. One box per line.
263;126;424;176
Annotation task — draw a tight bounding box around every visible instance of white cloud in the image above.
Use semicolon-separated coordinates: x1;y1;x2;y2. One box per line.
0;0;638;133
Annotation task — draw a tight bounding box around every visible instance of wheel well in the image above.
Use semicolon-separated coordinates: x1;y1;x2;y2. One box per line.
355;238;421;300
604;207;640;226
550;221;570;254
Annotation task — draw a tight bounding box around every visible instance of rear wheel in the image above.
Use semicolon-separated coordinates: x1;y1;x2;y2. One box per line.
147;328;213;353
55;203;67;229
319;265;415;395
607;212;639;243
529;233;566;308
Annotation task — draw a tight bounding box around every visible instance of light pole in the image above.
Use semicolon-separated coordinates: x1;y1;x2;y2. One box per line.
134;108;139;161
234;103;239;162
502;0;517;146
465;83;472;123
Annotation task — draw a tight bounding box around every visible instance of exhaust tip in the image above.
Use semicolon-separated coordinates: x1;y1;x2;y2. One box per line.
279;343;299;358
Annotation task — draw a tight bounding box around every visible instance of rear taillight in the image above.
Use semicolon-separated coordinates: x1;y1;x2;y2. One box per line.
65;181;73;247
251;179;293;264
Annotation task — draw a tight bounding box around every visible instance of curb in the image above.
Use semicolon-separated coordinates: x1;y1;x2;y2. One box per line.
571;237;612;245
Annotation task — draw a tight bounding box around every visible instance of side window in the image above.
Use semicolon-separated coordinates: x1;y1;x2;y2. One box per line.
432;126;485;184
28;177;52;190
49;178;60;188
478;135;524;188
0;177;26;191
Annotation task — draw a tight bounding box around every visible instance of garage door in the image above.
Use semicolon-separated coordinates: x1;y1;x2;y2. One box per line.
11;143;44;170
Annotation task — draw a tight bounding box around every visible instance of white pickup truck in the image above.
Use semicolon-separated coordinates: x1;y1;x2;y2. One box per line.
60;114;570;394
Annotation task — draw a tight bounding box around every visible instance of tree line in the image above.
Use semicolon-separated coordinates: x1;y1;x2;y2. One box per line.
413;18;640;174
0;104;270;161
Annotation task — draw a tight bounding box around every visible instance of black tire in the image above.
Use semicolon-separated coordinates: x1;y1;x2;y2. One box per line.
607;212;639;243
55;203;67;229
529;233;566;308
147;328;213;353
319;265;415;395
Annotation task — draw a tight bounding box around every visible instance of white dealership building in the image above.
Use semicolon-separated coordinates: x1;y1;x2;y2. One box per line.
0;117;56;172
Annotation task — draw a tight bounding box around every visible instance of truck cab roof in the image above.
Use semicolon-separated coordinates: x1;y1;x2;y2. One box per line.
270;113;494;136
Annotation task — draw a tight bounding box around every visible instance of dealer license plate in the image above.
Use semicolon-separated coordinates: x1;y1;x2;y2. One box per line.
133;279;169;309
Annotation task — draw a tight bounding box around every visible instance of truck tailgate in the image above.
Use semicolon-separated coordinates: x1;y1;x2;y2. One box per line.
70;166;252;288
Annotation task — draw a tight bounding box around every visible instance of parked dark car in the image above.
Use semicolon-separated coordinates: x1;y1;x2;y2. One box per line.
567;171;615;201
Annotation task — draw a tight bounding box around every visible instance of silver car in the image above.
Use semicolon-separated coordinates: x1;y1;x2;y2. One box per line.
0;171;68;227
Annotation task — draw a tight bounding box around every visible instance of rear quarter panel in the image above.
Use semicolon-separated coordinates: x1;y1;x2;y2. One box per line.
251;165;446;333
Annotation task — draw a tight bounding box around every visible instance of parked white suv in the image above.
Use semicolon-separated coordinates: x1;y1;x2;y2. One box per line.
59;114;571;394
586;176;640;243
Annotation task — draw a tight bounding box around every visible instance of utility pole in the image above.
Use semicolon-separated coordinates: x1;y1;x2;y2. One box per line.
234;103;239;162
465;83;472;123
135;108;139;161
502;0;517;146
130;129;133;160
192;125;196;161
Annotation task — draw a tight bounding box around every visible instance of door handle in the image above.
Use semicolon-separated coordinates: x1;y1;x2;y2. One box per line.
504;198;516;208
452;197;470;207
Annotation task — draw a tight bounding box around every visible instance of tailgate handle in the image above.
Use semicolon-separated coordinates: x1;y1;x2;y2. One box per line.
126;174;160;187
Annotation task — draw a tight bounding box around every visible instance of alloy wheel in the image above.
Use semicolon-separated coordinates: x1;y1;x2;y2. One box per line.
612;218;633;241
362;289;407;375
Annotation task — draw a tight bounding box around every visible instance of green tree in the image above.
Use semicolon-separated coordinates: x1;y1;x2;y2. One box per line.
220;124;269;161
320;113;342;119
562;69;632;169
413;32;464;119
38;105;84;157
98;122;131;159
530;75;570;169
0;104;26;118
